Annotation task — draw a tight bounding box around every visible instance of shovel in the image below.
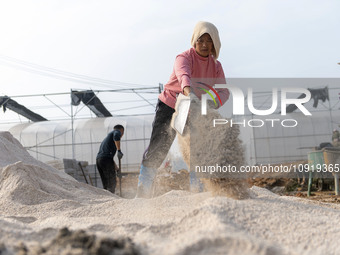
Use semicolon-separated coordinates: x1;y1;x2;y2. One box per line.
118;158;122;197
170;94;191;135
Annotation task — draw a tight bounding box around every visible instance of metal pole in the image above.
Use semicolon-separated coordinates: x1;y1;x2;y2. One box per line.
251;113;258;164
334;173;339;196
307;171;313;197
327;89;335;130
71;89;75;159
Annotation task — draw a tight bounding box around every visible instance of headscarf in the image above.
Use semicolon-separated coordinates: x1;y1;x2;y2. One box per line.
191;21;221;59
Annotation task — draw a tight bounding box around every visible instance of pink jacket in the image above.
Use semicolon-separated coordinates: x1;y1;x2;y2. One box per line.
159;47;229;109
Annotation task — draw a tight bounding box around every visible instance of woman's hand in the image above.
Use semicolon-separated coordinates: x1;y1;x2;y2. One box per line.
183;86;191;96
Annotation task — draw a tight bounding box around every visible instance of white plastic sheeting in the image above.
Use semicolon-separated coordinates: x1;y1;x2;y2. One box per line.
1;110;338;168
0;115;154;172
238;111;339;165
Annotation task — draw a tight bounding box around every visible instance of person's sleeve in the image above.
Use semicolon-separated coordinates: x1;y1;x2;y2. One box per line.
174;55;192;92
113;130;121;141
215;62;229;106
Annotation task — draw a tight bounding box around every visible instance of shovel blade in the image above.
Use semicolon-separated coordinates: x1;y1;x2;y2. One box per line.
171;94;191;135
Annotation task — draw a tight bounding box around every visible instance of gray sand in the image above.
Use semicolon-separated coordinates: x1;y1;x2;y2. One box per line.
1;132;340;255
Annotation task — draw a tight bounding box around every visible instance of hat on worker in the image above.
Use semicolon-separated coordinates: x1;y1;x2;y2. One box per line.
191;21;221;59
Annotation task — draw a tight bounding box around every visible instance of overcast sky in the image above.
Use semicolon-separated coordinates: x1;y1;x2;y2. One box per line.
0;0;339;122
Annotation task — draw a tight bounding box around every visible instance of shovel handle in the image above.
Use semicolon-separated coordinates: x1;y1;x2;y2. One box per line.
118;158;122;196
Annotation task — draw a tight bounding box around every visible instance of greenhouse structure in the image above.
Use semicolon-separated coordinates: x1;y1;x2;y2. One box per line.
1;79;340;173
0;115;154;173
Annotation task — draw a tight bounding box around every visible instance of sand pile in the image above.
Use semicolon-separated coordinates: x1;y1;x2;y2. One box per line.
0;132;112;206
1;131;340;255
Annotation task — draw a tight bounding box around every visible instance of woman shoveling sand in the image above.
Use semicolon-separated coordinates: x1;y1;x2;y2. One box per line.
135;21;230;198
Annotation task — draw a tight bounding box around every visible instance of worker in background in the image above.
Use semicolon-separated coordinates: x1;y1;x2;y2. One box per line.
332;129;340;147
96;124;124;193
135;21;230;198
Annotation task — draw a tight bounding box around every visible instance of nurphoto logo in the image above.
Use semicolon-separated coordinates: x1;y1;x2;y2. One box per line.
201;84;312;128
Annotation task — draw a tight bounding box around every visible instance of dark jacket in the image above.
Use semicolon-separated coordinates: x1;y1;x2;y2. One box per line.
96;130;122;159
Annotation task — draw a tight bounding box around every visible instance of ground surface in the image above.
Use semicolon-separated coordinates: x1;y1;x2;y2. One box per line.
1;131;340;255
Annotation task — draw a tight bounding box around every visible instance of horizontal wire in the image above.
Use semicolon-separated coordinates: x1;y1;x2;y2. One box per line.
0;54;155;88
